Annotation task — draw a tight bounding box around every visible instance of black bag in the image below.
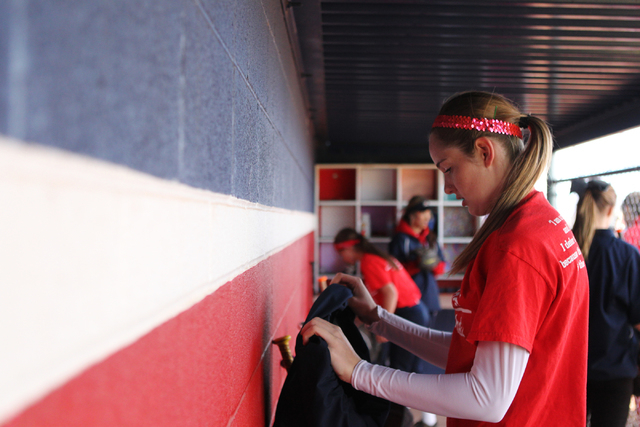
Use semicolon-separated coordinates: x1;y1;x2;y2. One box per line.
273;284;390;427
415;245;442;272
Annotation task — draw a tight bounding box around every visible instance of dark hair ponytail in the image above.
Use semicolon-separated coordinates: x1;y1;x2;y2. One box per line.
334;228;399;270
430;91;553;274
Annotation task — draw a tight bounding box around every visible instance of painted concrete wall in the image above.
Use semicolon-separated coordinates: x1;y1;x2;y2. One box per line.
0;0;315;425
0;0;313;212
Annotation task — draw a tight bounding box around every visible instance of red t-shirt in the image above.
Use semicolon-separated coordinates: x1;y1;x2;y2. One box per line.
446;191;589;427
360;253;421;309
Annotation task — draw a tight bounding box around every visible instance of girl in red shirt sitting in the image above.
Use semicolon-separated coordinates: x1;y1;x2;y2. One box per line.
333;227;427;375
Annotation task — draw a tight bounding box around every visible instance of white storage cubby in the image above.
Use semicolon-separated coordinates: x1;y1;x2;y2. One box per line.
314;164;481;293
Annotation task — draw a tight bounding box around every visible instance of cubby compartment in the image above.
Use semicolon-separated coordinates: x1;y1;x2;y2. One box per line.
361;168;397;201
319;242;350;275
401;168;438;201
361;206;397;238
319;168;356;200
442;243;467;273
443;206;477;237
319;206;356;239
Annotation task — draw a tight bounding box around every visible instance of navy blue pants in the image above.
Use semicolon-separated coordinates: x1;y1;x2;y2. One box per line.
587;377;633;427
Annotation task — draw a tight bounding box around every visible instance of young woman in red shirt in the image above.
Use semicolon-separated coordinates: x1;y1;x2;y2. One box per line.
389;196;446;326
303;91;589;426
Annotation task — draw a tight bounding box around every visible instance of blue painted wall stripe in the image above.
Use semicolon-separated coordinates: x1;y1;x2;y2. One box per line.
0;0;314;212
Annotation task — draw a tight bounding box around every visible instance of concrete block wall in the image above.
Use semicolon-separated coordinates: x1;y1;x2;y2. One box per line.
0;0;315;425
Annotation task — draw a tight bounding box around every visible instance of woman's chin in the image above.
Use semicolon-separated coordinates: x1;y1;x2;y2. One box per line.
466;204;486;217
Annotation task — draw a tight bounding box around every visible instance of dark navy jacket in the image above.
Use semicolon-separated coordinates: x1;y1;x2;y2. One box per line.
389;232;442;313
587;229;640;380
273;284;390;427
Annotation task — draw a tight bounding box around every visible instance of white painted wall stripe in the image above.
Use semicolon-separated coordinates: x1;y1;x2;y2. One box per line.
0;136;316;422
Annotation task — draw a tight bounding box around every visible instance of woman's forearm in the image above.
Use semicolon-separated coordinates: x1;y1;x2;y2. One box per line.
351;341;529;423
368;306;451;368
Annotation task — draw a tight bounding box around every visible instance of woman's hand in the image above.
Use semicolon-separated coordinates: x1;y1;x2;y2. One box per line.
331;273;380;324
301;317;362;383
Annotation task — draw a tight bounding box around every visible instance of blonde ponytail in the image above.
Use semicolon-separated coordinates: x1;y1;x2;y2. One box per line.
572;192;597;261
572;182;616;260
430;91;553;275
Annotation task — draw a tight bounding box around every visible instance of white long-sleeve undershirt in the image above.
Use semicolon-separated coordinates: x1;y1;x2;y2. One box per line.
352;307;530;423
368;306;452;369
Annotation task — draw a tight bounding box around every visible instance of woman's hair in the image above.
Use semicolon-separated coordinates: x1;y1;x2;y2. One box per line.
334;227;399;269
402;195;428;223
572;180;616;260
402;196;438;246
430;91;553;274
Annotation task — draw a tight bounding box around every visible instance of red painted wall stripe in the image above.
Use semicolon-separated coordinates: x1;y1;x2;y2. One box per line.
3;233;314;427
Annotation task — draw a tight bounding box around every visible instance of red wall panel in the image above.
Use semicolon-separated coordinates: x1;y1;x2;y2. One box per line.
3;233;314;427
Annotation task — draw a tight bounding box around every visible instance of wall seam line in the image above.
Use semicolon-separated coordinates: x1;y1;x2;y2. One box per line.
192;0;314;187
224;275;303;427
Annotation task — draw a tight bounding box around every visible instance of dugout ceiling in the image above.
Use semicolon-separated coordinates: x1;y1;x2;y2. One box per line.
291;0;640;163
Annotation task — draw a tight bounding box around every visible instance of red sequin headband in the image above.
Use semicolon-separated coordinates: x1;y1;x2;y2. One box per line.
432;115;523;139
334;239;360;251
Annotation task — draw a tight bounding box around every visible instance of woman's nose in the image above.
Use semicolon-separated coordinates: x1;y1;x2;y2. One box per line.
444;180;455;195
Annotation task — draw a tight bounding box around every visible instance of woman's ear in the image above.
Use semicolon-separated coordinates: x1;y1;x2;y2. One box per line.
607;205;615;218
474;137;496;168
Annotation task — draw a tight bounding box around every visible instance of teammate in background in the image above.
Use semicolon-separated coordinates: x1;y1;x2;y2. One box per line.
333;228;438;426
333;228;428;375
572;180;640;427
389;196;445;327
302;91;589;426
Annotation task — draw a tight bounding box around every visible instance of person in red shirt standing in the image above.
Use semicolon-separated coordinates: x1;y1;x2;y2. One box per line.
303;91;589;426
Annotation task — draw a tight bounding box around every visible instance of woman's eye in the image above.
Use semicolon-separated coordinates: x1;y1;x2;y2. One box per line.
444;167;451;174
